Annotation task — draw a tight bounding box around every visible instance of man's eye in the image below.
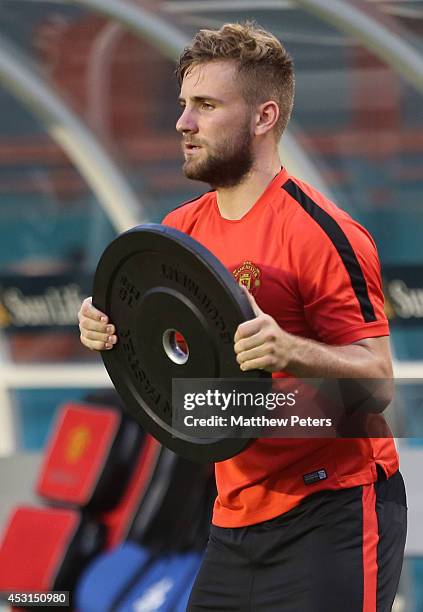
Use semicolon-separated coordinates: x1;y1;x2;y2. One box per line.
201;102;214;110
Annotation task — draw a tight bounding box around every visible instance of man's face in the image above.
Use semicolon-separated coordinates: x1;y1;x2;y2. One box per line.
176;61;255;188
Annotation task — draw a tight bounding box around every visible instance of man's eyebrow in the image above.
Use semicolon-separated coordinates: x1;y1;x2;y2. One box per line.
178;95;223;104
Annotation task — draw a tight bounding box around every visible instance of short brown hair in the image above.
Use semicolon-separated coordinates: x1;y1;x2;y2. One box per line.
175;21;295;138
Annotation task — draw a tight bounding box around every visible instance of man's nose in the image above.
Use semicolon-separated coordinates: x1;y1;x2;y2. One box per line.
176;107;198;134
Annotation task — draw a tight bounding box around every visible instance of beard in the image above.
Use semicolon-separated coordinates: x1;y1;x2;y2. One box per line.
182;120;254;188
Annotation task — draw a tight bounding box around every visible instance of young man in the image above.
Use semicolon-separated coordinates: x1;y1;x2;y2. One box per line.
78;22;406;611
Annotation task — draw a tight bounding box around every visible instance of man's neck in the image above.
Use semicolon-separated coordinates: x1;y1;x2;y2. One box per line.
215;156;282;220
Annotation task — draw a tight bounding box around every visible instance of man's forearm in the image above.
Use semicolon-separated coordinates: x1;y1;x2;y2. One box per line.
286;335;392;379
285;335;394;413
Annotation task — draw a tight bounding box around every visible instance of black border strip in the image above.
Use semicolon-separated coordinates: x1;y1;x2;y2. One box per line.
282;180;376;323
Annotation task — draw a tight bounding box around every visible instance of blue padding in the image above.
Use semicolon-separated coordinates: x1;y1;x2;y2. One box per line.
75;542;151;612
117;551;203;612
174;566;201;612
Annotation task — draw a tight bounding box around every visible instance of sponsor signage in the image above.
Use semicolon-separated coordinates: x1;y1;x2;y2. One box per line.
0;274;91;331
1;266;421;331
383;266;423;326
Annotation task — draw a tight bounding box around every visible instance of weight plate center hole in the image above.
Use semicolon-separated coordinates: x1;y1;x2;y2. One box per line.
162;329;189;365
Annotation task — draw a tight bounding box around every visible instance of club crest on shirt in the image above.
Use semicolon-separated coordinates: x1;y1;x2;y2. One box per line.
233;261;261;296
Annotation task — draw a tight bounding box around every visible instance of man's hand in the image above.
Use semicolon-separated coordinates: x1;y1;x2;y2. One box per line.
78;297;118;351
233;287;393;407
234;288;295;372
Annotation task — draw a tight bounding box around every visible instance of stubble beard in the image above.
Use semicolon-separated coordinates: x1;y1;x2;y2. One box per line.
182;121;254;189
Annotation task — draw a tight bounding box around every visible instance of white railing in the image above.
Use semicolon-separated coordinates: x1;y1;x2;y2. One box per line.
0;359;421;454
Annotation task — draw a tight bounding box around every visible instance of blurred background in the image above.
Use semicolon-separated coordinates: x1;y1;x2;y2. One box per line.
0;0;421;609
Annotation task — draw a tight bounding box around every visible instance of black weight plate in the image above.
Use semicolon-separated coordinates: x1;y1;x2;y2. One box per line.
93;224;269;463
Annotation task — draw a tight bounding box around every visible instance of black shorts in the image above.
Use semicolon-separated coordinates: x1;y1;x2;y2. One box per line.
187;469;407;612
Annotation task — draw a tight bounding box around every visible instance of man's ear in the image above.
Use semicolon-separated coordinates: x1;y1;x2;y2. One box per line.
254;101;280;136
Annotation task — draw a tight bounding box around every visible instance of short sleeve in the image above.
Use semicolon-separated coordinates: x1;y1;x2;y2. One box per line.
296;214;389;345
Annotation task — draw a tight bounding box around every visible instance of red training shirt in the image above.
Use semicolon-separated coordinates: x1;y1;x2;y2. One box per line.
162;167;398;528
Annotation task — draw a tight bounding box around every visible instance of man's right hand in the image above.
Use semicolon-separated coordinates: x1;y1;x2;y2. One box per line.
78;296;118;351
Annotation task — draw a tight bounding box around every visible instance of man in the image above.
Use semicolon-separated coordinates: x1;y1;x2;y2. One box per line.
78;22;406;611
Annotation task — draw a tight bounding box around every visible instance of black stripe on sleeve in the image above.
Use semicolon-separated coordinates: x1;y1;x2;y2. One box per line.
282;179;377;323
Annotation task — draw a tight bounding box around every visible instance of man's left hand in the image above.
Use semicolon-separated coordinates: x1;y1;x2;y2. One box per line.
234;288;295;373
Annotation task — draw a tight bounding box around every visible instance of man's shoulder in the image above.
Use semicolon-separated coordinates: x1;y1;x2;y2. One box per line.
279;175;374;244
279;175;350;224
279;175;380;283
162;190;215;231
